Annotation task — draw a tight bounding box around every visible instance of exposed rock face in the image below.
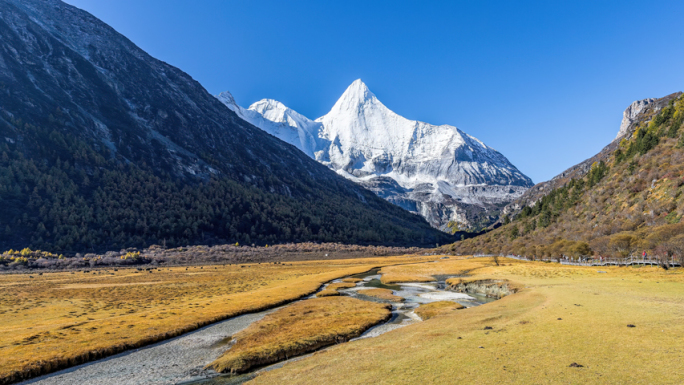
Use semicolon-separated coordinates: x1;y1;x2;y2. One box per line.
616;98;657;140
218;80;533;230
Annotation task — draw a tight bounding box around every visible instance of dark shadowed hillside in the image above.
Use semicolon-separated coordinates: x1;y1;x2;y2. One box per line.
0;0;449;253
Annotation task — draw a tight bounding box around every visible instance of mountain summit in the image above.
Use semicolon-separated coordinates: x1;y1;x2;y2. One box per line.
330;79;375;109
218;80;533;230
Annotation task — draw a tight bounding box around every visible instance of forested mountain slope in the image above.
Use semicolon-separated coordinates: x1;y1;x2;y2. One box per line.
450;92;684;262
504;93;681;216
0;0;448;253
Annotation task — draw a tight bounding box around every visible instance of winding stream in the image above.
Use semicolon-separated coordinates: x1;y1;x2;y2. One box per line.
346;270;494;338
186;269;496;385
23;268;496;385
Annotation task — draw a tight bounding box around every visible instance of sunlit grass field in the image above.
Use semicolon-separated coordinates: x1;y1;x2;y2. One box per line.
0;254;432;383
255;257;684;384
414;300;464;320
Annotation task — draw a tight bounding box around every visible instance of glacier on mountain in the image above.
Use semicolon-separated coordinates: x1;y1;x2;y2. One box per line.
217;80;533;230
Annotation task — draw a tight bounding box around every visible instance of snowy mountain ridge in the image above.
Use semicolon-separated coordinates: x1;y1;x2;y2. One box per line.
217;80;533;230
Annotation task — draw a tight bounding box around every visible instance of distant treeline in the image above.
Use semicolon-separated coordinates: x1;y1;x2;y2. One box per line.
0;242;425;271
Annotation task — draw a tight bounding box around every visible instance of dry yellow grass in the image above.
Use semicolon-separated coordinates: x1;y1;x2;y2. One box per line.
208;297;391;374
414;300;465;320
379;256;469;283
0;254;435;384
446;276;521;299
254;257;684;384
314;289;340;297
358;288;403;302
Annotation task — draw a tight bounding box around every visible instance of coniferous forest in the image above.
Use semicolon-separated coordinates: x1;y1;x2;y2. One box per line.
0;112;448;253
0;112;454;252
0;0;449;254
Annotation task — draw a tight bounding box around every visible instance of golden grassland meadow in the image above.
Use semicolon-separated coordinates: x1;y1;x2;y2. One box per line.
0;254;434;384
316;282;358;297
2;255;683;384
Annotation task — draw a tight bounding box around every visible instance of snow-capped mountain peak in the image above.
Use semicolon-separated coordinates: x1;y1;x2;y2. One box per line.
216;80;533;230
329;79;376;110
215;91;318;157
319;79;397;128
249;99;316;131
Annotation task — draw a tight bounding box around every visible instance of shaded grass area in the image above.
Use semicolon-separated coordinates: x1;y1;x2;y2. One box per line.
0;254;434;384
359;288;403;302
316;282;357;297
341;278;363;283
254;257;684;384
414;301;464;320
208;297;391;374
328;282;358;290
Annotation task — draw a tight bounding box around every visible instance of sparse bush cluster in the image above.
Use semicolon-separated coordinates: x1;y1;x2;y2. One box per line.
143;242;423;266
0;247;153;271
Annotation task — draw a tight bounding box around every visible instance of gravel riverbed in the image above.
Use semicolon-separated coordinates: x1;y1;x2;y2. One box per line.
20;311;274;385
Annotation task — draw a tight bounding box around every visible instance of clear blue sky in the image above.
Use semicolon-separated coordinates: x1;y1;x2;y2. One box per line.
64;0;684;183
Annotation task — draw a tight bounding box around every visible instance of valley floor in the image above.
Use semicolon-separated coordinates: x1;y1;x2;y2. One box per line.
255;258;684;384
4;256;683;384
0;254;434;384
